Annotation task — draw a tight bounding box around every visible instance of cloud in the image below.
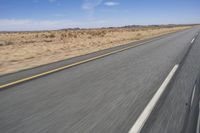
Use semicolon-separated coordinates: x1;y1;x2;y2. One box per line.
0;19;111;31
0;19;79;31
82;0;104;18
104;1;119;6
82;0;103;10
82;0;120;18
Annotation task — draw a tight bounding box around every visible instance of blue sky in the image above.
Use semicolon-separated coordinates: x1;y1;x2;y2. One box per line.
0;0;199;31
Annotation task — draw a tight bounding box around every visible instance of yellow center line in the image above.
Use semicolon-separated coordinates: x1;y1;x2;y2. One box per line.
0;38;158;89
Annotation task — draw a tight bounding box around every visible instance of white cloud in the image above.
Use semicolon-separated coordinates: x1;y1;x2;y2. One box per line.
0;19;79;31
0;19;31;26
82;0;103;11
82;0;120;18
82;0;104;18
104;2;119;6
0;19;111;31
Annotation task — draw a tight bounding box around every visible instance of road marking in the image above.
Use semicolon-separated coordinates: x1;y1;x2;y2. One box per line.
0;38;161;89
191;85;196;105
128;64;179;133
191;38;195;43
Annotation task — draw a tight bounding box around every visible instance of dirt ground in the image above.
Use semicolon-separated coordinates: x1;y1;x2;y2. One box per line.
0;26;191;75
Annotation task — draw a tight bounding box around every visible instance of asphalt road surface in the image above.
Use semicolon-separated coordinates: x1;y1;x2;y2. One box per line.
0;27;200;133
142;28;200;133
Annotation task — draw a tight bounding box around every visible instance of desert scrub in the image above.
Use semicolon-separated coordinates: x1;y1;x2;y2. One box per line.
35;34;39;38
0;40;13;46
67;32;78;38
136;33;142;36
135;33;142;40
48;33;56;38
23;40;36;44
60;33;67;40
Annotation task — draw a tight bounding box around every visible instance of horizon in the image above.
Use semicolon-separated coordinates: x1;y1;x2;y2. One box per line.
0;0;200;31
0;24;198;33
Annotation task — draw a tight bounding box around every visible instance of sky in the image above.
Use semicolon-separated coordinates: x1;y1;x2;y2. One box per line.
0;0;199;31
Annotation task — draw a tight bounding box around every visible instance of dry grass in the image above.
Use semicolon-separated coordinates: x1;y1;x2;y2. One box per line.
0;26;191;75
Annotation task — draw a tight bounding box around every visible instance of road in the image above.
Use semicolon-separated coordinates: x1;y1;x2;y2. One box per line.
0;27;199;133
142;28;200;133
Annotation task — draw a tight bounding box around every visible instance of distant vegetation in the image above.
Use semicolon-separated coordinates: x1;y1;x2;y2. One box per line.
0;25;192;75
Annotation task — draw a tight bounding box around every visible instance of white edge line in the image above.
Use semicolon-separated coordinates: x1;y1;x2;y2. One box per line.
191;38;195;43
191;85;196;105
128;64;179;133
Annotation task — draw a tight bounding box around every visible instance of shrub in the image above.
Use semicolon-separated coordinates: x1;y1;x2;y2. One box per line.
35;34;39;38
0;41;13;46
136;33;142;36
49;33;55;38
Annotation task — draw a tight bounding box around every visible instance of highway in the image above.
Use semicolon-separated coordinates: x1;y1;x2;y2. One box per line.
0;27;200;133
